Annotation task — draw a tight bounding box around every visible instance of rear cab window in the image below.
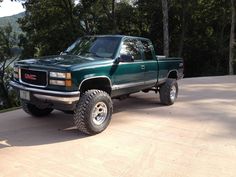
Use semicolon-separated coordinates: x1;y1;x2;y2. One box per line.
140;39;156;60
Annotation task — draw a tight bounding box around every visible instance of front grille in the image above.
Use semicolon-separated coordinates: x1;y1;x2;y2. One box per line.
20;68;47;87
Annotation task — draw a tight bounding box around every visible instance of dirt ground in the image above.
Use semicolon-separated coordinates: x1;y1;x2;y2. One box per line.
0;76;236;177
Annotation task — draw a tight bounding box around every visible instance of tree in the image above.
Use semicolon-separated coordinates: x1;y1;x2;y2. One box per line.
116;1;139;35
18;0;123;58
0;24;18;108
111;0;116;34
76;0;119;34
17;0;233;77
133;0;163;52
18;0;82;57
167;0;231;76
161;0;169;56
229;0;236;75
170;0;196;57
76;0;108;34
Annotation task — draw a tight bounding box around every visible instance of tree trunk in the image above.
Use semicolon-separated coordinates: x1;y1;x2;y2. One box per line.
178;0;186;57
112;0;116;34
161;0;169;57
229;0;236;75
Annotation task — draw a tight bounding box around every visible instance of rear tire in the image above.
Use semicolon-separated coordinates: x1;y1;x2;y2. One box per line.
73;89;113;135
159;79;178;105
21;100;53;117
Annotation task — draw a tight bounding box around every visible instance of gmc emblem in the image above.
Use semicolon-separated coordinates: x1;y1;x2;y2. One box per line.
24;74;37;80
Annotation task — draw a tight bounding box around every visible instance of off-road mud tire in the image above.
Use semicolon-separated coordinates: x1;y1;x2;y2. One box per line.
159;79;178;105
73;90;113;135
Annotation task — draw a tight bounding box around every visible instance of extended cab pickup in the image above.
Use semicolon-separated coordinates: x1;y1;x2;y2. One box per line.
10;35;184;135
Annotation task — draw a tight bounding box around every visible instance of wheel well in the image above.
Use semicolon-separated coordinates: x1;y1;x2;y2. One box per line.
79;78;112;95
168;71;178;79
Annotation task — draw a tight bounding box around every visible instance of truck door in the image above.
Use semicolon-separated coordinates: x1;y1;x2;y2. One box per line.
111;38;146;95
139;39;158;88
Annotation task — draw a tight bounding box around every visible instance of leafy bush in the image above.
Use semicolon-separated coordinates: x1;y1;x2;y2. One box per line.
0;66;20;110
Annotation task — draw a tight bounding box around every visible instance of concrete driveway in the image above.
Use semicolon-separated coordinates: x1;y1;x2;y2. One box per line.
0;76;236;177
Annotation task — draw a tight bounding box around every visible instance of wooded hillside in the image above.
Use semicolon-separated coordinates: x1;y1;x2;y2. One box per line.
0;12;24;33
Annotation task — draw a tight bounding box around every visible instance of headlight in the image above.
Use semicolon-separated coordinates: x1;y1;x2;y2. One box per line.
49;72;71;79
49;72;72;87
49;79;72;87
49;80;66;86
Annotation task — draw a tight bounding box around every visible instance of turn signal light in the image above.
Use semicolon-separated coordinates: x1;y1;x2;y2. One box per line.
65;80;72;87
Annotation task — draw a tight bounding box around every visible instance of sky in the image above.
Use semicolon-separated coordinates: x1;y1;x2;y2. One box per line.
0;0;81;18
0;0;25;17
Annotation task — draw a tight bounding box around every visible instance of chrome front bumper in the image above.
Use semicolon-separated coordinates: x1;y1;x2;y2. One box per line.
10;81;80;104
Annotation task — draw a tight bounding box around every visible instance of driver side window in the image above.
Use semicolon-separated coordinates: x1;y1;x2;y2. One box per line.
120;39;142;61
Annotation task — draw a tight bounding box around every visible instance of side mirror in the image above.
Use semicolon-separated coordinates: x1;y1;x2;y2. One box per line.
115;54;134;64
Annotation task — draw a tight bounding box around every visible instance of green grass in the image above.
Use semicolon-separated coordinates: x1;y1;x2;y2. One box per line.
0;107;21;113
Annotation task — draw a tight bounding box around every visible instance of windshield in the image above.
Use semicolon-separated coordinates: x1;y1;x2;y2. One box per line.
64;36;121;59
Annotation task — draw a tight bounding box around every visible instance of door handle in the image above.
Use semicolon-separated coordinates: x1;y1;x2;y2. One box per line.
141;65;145;70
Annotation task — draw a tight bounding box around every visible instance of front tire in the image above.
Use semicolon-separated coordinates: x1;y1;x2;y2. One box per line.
21;100;53;117
159;79;178;105
73;90;113;135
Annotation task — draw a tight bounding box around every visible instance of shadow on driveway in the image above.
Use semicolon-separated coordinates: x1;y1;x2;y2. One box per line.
0;94;163;148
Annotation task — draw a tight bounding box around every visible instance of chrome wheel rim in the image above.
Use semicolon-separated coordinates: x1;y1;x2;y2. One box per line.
170;86;177;102
92;102;108;126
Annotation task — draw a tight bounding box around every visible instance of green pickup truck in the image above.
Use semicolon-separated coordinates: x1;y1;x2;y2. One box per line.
10;35;184;135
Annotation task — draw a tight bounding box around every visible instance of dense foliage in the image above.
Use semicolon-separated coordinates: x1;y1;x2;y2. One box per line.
1;0;235;76
16;0;234;77
0;24;20;109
